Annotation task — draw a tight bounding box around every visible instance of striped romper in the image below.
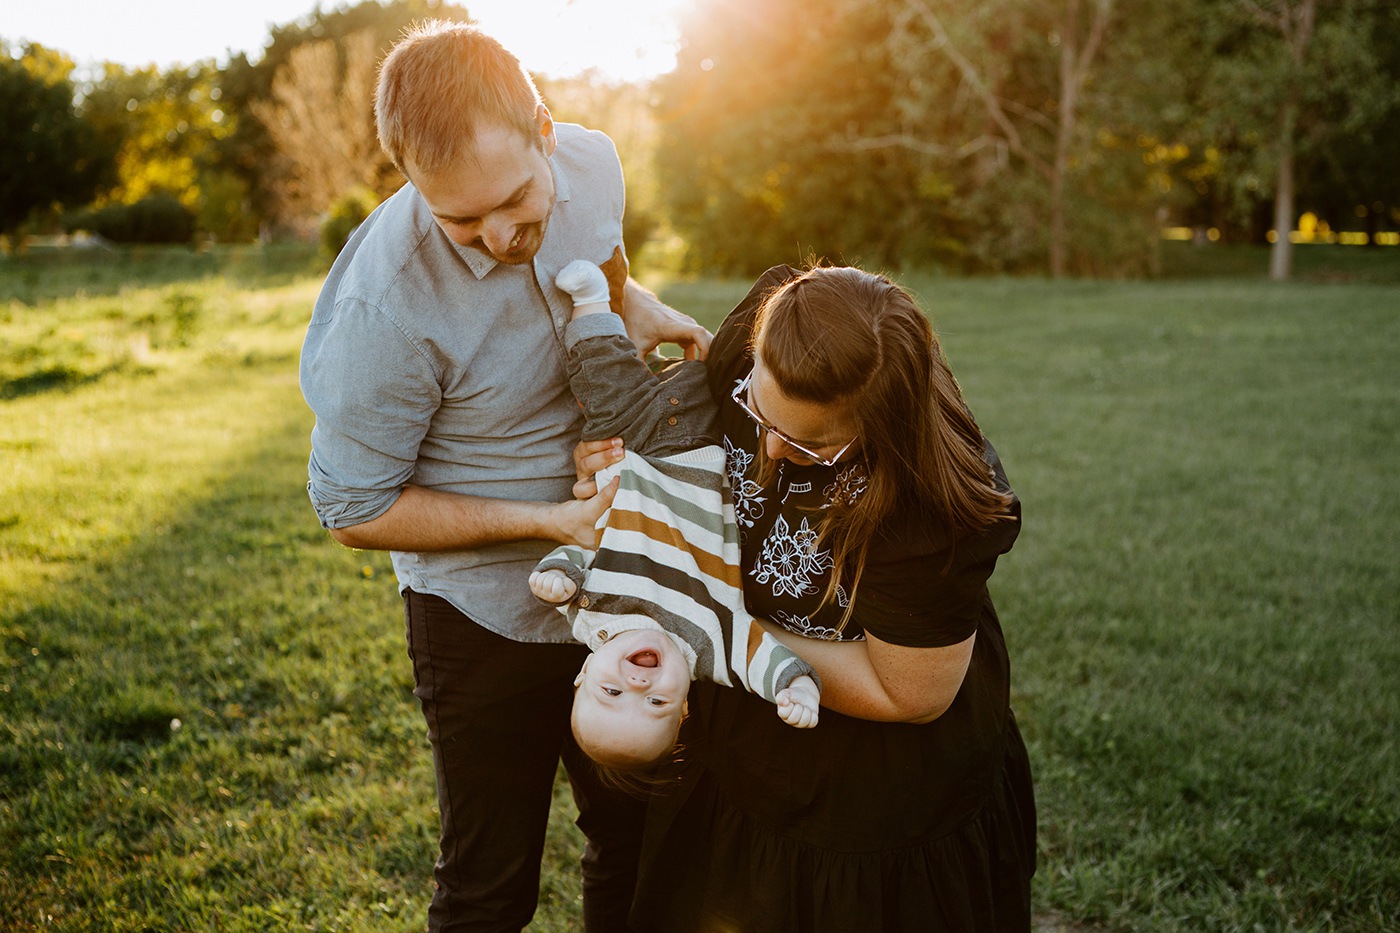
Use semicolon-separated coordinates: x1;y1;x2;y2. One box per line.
533;314;817;703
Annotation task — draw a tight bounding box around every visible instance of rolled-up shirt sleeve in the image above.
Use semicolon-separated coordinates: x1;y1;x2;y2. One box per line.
301;296;440;530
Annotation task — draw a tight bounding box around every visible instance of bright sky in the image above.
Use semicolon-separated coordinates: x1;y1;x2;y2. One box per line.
4;0;690;82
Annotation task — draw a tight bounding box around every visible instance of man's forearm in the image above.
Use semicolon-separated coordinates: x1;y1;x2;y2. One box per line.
329;485;558;552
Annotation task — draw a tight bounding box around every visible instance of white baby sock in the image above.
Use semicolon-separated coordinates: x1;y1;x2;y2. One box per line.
555;260;611;307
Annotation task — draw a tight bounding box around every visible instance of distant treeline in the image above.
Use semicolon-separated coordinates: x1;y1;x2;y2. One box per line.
4;0;1398;278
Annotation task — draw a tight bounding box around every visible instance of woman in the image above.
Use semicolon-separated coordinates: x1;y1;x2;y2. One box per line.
579;264;1035;931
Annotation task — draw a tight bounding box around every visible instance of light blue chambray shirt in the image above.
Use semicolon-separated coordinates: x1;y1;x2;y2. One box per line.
300;123;628;643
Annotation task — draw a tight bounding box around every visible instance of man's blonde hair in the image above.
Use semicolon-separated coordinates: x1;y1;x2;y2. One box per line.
375;20;543;177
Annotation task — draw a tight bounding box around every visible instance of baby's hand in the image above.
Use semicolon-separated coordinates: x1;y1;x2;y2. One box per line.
530;569;577;604
776;675;820;729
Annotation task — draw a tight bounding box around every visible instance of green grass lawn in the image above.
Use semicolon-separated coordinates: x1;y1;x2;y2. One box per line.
1;245;1397;931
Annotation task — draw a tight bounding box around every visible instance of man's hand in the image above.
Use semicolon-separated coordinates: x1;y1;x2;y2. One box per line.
550;475;620;547
776;675;820;729
572;438;624;499
622;278;711;361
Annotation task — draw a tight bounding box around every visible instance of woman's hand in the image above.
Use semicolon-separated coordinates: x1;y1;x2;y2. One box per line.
550;475;620;547
572;437;625;499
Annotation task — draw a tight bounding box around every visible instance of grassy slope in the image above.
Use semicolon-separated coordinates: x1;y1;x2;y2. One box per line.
1;245;1397;930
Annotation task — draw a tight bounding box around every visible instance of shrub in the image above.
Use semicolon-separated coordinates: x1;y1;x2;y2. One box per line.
68;194;196;245
320;187;381;260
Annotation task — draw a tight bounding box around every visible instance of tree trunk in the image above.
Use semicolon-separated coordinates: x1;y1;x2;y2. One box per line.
1270;94;1298;281
1262;0;1316;282
1050;0;1111;278
1050;6;1077;279
1269;143;1294;280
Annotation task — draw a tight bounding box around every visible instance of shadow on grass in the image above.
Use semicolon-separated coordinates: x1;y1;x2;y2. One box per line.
0;362;149;400
0;387;447;927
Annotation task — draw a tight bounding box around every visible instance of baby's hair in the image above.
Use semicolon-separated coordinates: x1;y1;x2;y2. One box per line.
585;753;682;799
571;711;688;797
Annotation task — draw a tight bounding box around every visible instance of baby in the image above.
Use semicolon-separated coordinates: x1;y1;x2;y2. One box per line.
532;260;821;771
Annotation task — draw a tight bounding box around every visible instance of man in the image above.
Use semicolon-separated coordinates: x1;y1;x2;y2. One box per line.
299;21;709;932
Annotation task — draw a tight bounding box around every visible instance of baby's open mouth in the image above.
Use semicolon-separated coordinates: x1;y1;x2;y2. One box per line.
628;649;659;668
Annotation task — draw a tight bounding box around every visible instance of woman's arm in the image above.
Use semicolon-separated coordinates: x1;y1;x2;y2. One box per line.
760;622;974;724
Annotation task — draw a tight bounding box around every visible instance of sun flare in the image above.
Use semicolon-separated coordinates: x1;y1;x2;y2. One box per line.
467;0;695;82
5;0;694;83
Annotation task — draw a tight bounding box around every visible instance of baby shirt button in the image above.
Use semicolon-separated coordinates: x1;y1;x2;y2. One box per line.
667;416;678;425
580;596;592;608
669;397;680;405
595;629;607;641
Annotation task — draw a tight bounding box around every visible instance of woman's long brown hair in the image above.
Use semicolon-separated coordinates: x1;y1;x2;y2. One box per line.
750;266;1015;629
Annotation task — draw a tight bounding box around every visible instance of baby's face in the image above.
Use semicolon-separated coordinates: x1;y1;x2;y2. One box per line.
572;629;691;763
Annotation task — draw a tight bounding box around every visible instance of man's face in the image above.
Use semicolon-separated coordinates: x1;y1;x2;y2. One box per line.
410;109;557;265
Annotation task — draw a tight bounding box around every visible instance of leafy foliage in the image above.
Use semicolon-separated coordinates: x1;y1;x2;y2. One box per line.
217;0;470;235
653;0;1172;275
654;0;947;274
0;43;113;239
66;193;196;245
653;0;1400;275
81;63;230;208
320;187;382;260
1147;0;1400;244
8;0;1399;271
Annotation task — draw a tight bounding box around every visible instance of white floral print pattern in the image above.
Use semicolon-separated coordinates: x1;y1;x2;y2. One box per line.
771;610;862;642
751;514;833;599
725;434;766;530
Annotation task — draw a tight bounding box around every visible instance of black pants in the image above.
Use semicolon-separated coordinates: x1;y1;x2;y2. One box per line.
404;589;645;932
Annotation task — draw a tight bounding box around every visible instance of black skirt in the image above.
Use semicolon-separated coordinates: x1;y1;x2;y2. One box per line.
631;637;1037;933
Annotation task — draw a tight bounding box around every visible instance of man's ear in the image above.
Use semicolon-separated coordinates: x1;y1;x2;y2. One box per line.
536;104;557;157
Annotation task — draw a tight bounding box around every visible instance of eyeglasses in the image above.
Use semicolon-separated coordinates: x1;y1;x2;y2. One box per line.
731;373;857;467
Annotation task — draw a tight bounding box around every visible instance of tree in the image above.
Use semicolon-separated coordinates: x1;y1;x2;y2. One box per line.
655;0;1171;276
79;61;247;239
1181;0;1398;276
218;0;470;237
654;0;946;274
653;0;1396;277
1245;0;1317;280
846;0;1163;277
1313;4;1400;245
250;31;382;235
0;42;113;242
1047;0;1114;277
